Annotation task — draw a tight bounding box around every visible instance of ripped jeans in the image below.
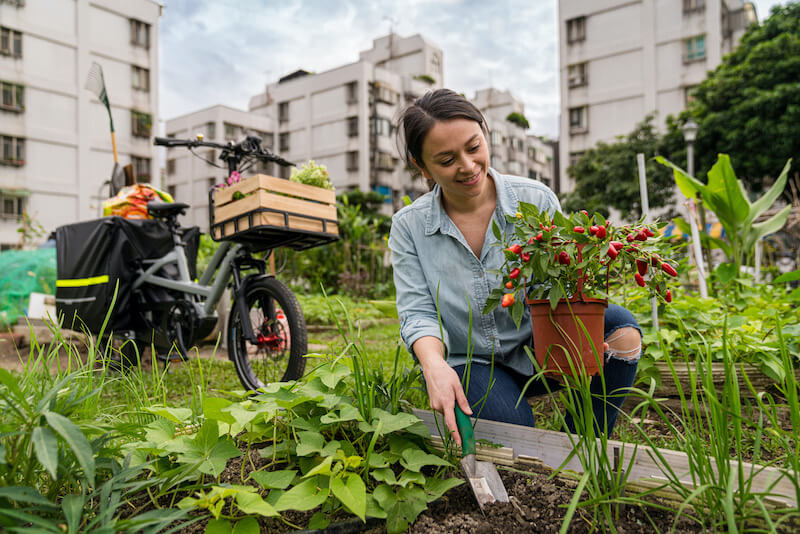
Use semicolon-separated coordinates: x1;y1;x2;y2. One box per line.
452;304;642;435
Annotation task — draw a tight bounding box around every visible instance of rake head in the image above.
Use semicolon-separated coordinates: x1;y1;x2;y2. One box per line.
85;61;109;106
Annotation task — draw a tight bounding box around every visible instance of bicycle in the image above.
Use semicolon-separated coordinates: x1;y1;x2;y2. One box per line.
57;135;330;390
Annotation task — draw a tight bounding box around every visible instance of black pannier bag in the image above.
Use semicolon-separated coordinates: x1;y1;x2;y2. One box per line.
55;217;174;334
180;226;201;280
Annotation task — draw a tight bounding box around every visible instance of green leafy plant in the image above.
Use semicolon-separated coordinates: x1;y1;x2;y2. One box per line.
656;154;792;275
484;203;676;326
290;160;334;190
505;111;530;130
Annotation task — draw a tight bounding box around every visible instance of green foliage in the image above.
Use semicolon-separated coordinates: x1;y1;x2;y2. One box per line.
505;111;530;130
657;154;792;271
669;3;800;193
413;74;436;85
562;115;677;219
290;160;334;190
282;189;393;298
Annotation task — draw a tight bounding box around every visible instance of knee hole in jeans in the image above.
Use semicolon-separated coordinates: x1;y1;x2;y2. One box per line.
605;326;642;362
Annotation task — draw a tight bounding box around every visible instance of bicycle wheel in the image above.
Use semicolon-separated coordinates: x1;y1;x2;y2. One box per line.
228;277;307;390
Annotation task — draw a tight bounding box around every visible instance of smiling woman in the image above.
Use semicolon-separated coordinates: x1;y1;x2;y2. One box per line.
389;88;643;442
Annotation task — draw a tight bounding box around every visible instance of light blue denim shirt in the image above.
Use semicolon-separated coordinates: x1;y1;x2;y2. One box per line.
389;168;562;376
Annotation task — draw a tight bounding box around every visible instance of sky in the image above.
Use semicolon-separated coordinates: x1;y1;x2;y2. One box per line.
158;0;788;140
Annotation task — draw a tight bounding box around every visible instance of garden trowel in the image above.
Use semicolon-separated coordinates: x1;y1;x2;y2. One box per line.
455;406;509;511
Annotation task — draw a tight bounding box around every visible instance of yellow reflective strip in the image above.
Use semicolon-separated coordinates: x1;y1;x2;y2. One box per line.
56;275;109;288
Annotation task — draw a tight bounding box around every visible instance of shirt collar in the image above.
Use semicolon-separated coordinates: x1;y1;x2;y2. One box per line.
424;168;519;236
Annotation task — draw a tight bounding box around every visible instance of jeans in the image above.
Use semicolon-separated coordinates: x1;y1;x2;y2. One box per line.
452;304;642;435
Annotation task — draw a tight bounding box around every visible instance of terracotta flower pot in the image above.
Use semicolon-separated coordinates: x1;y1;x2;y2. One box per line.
527;296;607;381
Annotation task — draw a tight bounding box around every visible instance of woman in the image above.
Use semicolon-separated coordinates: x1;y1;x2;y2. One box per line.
389;89;642;445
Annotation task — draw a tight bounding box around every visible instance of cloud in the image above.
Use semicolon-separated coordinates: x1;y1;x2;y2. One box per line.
159;0;559;136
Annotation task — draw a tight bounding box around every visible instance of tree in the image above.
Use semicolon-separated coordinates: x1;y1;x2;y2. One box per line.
671;3;800;193
561;115;677;219
505;112;530;130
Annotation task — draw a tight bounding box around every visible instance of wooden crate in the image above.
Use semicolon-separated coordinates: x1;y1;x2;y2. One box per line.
210;174;338;249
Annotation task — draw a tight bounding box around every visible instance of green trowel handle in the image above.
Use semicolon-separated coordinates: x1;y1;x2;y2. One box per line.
454;405;476;457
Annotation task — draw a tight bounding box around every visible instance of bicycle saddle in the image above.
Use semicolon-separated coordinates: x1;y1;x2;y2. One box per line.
148;202;189;218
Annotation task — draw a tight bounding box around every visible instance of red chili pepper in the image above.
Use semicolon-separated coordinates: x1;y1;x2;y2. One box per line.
635;273;646;287
558;251;571;265
644;228;655;237
505;281;514;289
607;246;619;259
589;225;598;236
581;210;589;216
509;267;521;279
665;289;673;302
635;230;648;241
610;241;624;251
574;226;585;233
661;263;678;277
594;226;607;239
626;234;636;242
651;255;661;267
636;259;648;276
521;252;530;262
507;244;522;255
501;293;515;308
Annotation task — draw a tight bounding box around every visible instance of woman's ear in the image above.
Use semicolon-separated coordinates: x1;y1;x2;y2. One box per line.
411;157;431;180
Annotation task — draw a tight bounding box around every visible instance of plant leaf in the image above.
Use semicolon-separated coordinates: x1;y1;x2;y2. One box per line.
145;405;192;424
250;469;297;490
0;486;57;508
399;449;452;472
204;518;233;534
358;409;419;436
773;270;800;284
746;158;791;225
743;205;791;253
330;473;367;521
655;155;704;199
272;477;330;512
43;411;95;483
32;426;59;479
704;154;750;227
423;477;463;502
295;431;325;456
61;493;85;534
235;492;279;518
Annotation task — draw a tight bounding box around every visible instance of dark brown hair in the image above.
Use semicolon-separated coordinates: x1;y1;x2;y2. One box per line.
396;89;488;182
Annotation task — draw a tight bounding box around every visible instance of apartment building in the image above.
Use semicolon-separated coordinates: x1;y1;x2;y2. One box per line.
0;0;161;248
558;0;757;193
471;88;557;191
163;105;273;228
248;33;443;212
526;135;557;192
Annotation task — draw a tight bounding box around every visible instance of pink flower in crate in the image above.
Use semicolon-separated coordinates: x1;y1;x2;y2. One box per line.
227;171;241;186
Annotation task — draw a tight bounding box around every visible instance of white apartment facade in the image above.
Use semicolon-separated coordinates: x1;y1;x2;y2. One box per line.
163;105;274;228
526;134;556;191
558;0;757;193
0;0;161;248
248;33;443;212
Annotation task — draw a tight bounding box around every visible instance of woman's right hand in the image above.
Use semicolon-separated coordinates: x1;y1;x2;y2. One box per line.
421;357;472;447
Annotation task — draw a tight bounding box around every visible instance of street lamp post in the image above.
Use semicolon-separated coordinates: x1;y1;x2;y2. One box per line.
681;118;708;298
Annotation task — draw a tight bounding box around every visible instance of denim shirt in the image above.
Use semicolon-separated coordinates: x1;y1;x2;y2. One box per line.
389;168;562;376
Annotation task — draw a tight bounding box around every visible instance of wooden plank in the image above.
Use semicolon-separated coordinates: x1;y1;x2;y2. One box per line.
214;174;336;206
412;408;797;508
653;362;800;397
215;212;339;239
214;190;337;224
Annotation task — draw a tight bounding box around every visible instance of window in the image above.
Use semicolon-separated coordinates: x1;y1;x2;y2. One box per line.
0;193;24;219
204;121;215;140
1;81;24;112
528;169;540;181
131;111;152;137
374;84;398;105
568;63;588;88
130;19;150;49
431;52;442;75
1;0;25;6
206;149;216;163
131;156;150;182
490;131;502;146
370;117;392;137
567;16;586;44
166;158;176;175
278;102;289;122
569;151;585;168
683;0;705;13
279;132;289;152
255;131;273;148
1;135;24;165
0;27;22;58
131;66;149;91
347;116;358;137
376;152;394;170
684;35;706;62
346;151;358;171
224;122;242;141
490;155;504;171
569;106;588;133
684;85;699;105
167;184;176;198
346;82;358;104
507;161;522;175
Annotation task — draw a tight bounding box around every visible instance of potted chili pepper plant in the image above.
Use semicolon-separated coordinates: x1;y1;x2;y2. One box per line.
483;202;677;380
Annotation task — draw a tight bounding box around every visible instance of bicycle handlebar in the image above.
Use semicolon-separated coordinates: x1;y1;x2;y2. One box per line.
153;135;294;169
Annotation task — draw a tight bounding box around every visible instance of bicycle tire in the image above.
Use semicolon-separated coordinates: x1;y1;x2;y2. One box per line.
228;277;307;390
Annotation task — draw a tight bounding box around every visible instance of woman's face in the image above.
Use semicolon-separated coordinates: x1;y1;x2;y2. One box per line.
417;118;491;205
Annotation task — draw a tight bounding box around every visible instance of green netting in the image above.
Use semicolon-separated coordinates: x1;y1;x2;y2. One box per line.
0;248;57;328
